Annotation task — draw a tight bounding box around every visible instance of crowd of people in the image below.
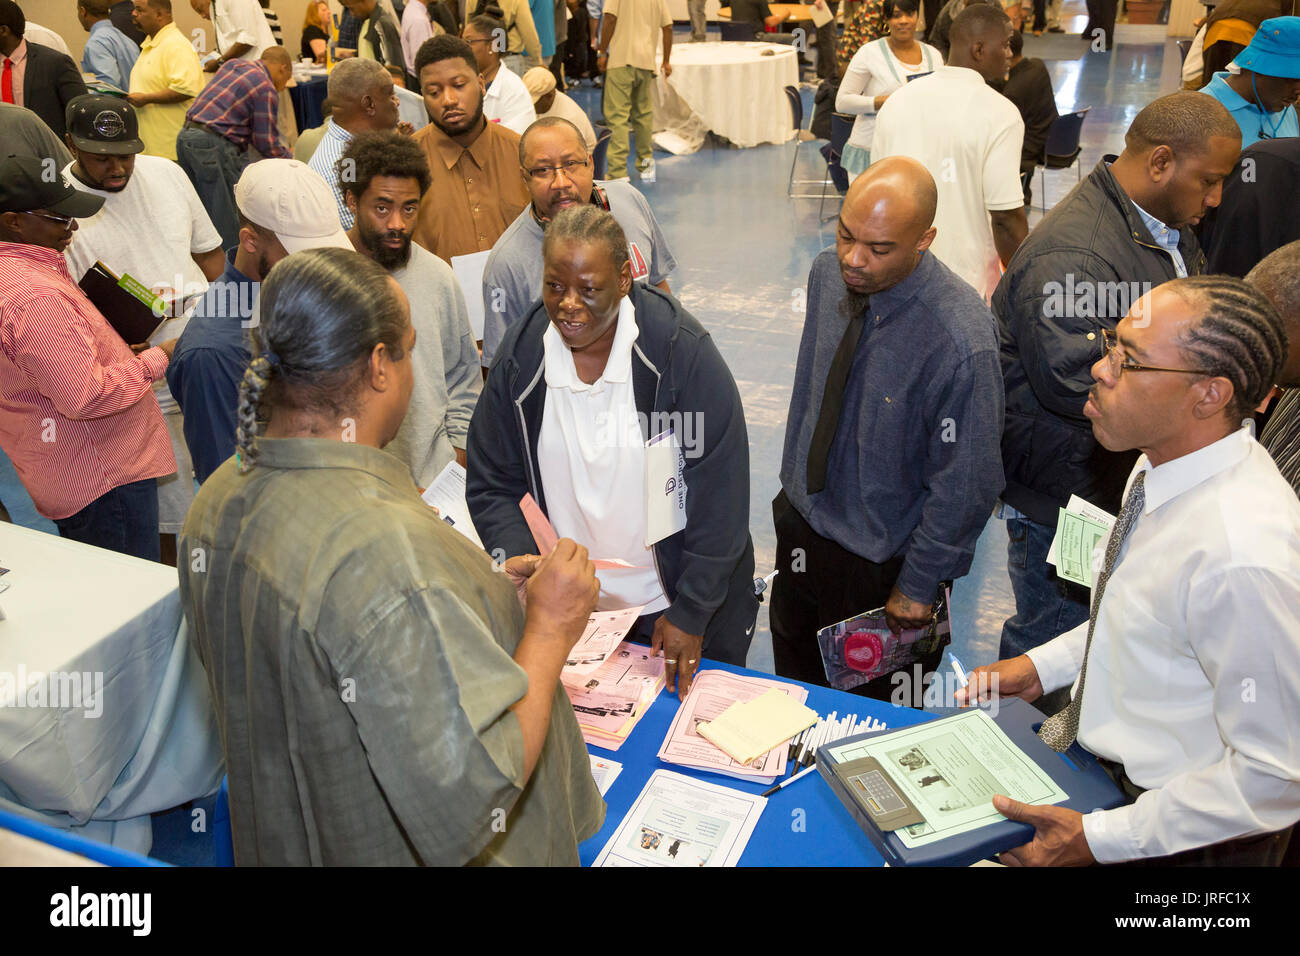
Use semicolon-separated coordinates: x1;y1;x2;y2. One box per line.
0;0;1298;867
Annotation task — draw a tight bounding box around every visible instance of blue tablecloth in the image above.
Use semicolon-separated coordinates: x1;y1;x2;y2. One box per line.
579;659;937;866
289;76;329;132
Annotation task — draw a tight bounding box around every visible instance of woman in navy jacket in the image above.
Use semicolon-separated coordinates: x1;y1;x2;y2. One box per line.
467;206;757;698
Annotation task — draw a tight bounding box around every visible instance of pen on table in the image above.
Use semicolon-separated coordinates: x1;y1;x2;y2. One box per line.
804;719;826;768
794;719;815;768
787;727;807;764
950;653;969;689
761;763;818;797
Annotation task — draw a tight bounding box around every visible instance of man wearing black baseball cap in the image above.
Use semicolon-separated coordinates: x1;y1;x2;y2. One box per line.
0;152;179;561
62;93;224;564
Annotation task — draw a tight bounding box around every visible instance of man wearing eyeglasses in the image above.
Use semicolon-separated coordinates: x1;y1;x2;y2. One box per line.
410;35;531;263
0;153;177;560
481;116;675;367
958;276;1300;866
991;92;1241;697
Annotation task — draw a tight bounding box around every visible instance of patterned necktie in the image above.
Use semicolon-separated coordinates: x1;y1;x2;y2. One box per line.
1038;471;1147;752
2;59;13;105
805;305;867;494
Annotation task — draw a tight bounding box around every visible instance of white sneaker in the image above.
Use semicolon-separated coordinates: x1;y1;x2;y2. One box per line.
638;159;656;183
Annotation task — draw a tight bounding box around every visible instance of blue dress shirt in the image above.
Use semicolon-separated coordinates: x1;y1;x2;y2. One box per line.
81;19;140;90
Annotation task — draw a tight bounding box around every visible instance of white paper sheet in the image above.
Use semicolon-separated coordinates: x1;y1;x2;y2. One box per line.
589;755;623;796
450;250;491;342
420;461;484;549
593;770;766;867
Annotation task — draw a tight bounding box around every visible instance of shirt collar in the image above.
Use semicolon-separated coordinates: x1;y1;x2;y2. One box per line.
143;22;180;50
1130;199;1180;253
429;119;490;170
936;64;985;84
251;437;418;492
1207;71;1256;113
1137;425;1254;514
867;249;936;320
0;240;66;269
89;20;112;37
326;121;354;145
542;296;639;391
5;39;26;65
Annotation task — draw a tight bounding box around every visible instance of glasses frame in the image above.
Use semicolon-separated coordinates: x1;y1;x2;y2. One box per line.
21;211;75;226
526;157;591;182
1099;328;1205;377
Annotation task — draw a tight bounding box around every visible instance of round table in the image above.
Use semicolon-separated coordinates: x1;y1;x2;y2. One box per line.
661;42;800;148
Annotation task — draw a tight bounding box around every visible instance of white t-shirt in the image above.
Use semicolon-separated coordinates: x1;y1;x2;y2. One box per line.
872;65;1025;302
484;65;538;136
62;155;223;411
538;90;598;152
537;298;669;614
211;0;277;59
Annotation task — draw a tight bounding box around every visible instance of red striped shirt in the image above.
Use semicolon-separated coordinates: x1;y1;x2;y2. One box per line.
0;242;176;520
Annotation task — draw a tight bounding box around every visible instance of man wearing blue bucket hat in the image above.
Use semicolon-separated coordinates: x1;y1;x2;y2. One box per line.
1199;15;1300;148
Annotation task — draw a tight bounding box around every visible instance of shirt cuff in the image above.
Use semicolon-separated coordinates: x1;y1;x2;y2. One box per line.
139;346;170;381
1082;803;1141;864
1024;619;1087;694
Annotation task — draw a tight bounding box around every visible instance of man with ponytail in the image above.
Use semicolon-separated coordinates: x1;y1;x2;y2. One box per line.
180;246;605;865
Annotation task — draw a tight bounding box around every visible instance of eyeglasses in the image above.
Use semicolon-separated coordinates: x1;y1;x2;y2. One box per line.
1099;328;1204;377
21;211;75;226
526;158;590;182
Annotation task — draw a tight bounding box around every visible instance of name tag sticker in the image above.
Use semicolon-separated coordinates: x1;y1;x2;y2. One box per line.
644;428;687;547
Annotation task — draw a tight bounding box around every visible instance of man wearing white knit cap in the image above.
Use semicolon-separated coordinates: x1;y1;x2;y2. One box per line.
522;66;597;151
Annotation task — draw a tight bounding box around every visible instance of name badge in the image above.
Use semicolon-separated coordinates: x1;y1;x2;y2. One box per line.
644;427;687;547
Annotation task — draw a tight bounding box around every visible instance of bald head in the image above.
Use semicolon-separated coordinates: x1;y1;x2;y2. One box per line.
836;157;939;299
260;45;293;90
845;156;938;235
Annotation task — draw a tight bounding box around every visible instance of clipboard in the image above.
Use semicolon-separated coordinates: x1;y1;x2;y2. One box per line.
815;698;1126;866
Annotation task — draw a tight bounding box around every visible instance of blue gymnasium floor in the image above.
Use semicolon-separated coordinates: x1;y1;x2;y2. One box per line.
0;17;1184;864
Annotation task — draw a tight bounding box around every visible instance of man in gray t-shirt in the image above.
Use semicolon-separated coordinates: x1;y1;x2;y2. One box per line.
481;117;676;366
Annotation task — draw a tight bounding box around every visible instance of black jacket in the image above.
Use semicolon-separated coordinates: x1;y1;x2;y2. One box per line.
466;283;758;661
20;41;88;141
993;158;1205;524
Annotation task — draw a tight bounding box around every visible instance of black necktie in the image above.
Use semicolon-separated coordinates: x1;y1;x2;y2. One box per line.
806;304;867;494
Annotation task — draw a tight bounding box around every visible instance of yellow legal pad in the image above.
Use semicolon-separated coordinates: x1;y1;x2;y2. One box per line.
697;689;819;765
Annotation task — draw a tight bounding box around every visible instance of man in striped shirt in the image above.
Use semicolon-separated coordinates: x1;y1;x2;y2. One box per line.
0;154;176;560
1250;241;1300;498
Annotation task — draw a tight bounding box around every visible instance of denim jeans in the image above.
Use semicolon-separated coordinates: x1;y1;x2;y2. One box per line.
176;126;249;253
999;509;1092;658
54;478;160;562
1000;510;1089;716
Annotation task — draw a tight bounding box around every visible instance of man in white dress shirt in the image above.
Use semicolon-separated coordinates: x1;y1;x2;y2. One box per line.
464;13;537;135
872;3;1027;301
958;276;1300;866
190;0;275;71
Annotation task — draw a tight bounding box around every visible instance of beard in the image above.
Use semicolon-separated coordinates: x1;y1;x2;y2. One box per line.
359;221;413;270
839;289;871;322
433;94;485;139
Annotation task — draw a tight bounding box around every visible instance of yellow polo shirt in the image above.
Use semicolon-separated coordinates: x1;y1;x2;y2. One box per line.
129;22;204;161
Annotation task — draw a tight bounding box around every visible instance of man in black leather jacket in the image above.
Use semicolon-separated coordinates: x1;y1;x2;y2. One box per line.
991;91;1241;686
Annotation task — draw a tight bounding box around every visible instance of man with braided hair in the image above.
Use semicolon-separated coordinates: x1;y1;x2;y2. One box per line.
1249;240;1300;496
959;276;1300;866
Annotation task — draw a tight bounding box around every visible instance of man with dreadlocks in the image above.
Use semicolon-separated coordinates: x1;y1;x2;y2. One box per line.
959;276;1300;867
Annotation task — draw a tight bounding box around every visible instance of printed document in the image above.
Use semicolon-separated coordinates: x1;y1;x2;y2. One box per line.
826;709;1068;849
593;770;766;867
421;461;483;549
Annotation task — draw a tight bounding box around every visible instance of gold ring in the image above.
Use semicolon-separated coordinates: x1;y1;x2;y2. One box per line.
665;657;678;664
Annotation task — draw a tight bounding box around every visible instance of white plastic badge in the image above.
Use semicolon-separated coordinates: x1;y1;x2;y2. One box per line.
645;427;687;547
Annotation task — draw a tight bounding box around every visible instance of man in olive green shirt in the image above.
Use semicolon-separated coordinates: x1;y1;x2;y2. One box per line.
180;437;605;865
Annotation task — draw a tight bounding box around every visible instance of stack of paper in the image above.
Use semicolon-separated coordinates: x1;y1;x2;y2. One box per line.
657;671;810;784
697;689;818;765
563;641;664;750
562;606;644;681
1046;495;1116;589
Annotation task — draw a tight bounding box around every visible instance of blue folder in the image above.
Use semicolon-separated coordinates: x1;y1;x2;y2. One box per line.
815;698;1126;866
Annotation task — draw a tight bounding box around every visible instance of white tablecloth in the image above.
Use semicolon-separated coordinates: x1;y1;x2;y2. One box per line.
0;524;223;854
654;42;800;151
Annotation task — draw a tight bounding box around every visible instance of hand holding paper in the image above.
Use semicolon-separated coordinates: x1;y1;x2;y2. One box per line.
519;494;643;569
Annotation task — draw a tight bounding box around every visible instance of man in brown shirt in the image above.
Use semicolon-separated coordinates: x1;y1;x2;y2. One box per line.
410;35;530;263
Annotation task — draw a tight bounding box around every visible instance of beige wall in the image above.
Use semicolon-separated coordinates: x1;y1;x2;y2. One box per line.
30;0;321;68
